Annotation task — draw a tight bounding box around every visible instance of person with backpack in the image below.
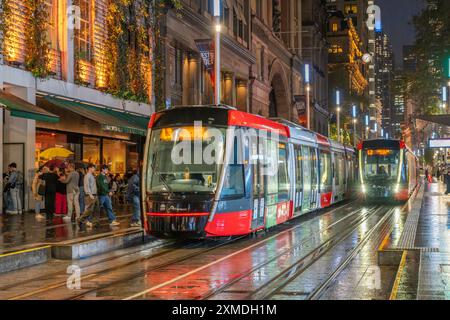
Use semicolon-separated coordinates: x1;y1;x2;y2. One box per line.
127;170;141;227
6;163;23;214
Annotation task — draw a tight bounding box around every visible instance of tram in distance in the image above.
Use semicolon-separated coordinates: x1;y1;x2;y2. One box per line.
358;139;418;202
142;105;356;238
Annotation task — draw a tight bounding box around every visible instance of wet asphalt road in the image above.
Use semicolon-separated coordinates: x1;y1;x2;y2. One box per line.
0;200;411;300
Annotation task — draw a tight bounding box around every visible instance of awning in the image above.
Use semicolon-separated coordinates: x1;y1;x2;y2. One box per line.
415;115;450;127
0;92;59;123
40;95;150;136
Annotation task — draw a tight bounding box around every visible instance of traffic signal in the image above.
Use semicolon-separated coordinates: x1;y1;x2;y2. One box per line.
444;56;450;78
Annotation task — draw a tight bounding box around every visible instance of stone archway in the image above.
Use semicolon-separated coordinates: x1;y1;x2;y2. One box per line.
268;60;290;120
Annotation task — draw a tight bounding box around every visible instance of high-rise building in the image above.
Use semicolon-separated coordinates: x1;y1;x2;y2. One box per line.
375;31;395;137
403;45;418;73
326;0;369;142
302;0;329;135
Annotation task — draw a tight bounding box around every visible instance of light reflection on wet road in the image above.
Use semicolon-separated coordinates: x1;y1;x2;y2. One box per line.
0;200;410;300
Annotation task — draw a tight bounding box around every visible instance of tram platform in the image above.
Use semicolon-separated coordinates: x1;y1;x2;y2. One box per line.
381;181;450;300
0;206;147;273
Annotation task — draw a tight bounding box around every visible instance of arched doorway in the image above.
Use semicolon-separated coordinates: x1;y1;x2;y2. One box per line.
269;88;277;118
269;72;290;120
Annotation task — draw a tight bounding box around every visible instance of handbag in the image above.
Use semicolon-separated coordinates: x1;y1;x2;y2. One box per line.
38;181;46;196
3;182;11;193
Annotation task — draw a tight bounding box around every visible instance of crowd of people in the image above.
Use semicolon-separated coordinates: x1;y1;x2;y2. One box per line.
3;162;142;229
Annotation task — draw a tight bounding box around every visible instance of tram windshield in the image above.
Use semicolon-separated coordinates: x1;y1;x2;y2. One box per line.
361;149;400;180
146;126;226;194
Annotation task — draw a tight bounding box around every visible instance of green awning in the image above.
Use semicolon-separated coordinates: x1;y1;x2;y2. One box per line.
0;92;60;123
41;95;150;136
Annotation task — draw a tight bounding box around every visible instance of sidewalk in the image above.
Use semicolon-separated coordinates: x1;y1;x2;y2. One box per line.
0;204;138;254
415;182;450;299
391;181;450;300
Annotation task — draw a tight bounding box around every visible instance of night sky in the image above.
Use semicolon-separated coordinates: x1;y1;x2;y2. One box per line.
375;0;426;68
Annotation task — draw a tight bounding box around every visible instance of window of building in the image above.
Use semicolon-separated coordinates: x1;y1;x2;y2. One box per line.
103;139;127;174
329;45;343;54
332;23;338;32
344;5;358;14
44;0;57;49
76;0;92;61
83;136;100;165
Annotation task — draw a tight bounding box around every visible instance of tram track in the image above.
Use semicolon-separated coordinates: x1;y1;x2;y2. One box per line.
267;207;396;300
200;205;386;300
70;201;358;300
6;235;246;300
305;207;395;300
4;200;356;300
0;238;175;292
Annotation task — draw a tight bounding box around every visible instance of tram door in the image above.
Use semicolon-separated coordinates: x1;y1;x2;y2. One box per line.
293;146;303;214
311;148;319;209
301;146;312;212
251;136;266;230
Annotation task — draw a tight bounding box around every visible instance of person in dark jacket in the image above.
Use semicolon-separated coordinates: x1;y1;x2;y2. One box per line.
445;169;450;195
127;170;141;227
55;167;67;216
40;166;59;219
97;165;119;227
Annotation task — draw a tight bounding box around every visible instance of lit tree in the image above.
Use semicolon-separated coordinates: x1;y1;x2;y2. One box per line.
405;0;450;115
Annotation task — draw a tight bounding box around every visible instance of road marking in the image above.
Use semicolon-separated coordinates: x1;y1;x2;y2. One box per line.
389;251;407;300
0;246;51;258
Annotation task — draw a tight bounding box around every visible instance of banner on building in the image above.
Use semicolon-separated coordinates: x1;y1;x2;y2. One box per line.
195;39;216;97
294;95;307;127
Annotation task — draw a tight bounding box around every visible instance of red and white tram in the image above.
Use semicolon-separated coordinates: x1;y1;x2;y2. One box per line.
142;106;356;238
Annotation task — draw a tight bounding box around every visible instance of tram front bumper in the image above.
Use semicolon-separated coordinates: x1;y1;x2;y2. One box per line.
146;213;209;239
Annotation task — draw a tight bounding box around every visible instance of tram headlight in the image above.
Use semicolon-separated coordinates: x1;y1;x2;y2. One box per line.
394;184;400;194
361;184;367;194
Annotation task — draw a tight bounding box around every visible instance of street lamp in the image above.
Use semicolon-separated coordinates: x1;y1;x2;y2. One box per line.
352;105;357;146
443;86;448;111
305;64;311;130
336;95;342;143
214;0;221;107
365;114;370;140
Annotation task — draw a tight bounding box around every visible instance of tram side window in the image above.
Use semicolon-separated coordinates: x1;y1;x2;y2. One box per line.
278;143;289;197
222;136;245;198
334;153;340;186
266;139;279;195
295;147;303;191
311;148;318;188
319;151;332;192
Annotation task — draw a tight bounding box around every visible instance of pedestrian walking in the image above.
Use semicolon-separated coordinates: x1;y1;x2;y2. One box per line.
6;163;23;214
77;167;86;213
32;167;47;220
97;165;120;227
61;163;80;222
127;169;141;227
40;166;59;219
79;164;100;229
